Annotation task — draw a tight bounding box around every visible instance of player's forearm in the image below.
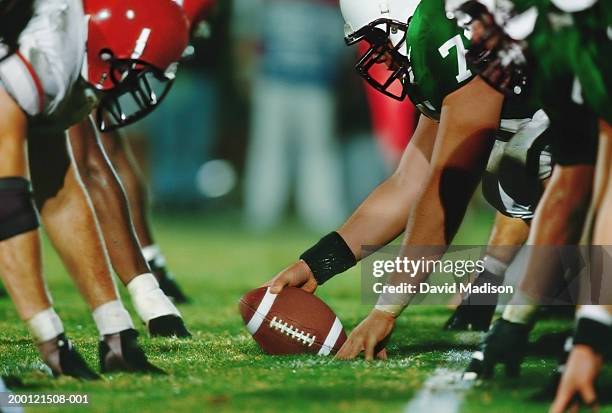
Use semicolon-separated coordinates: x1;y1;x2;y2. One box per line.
338;170;424;260
401;164;482;265
375;165;486;315
376;81;502;315
399;77;501;248
297;179;417;287
338;115;437;260
298;116;437;286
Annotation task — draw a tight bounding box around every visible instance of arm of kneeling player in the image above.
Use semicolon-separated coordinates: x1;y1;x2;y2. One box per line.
338;114;438;258
267;115;437;294
336;77;504;360
401;76;503;249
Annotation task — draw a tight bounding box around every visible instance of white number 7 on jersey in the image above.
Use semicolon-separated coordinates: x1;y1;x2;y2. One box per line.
438;35;472;83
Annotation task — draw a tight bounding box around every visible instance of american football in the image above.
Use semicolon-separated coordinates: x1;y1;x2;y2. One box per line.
239;287;346;355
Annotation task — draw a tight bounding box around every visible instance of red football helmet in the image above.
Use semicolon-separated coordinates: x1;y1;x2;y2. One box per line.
84;0;190;131
175;0;216;31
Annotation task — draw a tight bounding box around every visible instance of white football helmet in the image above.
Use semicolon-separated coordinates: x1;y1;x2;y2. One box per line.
340;0;421;100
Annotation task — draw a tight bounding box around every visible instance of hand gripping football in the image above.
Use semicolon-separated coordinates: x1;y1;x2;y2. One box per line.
239;287;347;355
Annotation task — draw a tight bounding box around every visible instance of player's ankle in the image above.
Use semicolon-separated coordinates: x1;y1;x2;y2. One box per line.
127;273;181;324
92;300;134;338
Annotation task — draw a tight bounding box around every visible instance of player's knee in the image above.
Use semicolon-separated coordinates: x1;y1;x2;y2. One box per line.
0;177;39;241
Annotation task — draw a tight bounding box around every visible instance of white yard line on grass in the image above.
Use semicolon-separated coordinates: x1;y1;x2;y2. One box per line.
404;351;474;413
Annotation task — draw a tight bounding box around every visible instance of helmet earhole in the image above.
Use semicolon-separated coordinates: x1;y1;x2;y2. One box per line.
99;49;113;61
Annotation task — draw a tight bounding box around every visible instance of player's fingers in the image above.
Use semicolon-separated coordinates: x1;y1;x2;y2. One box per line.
579;386;598;412
376;348;387;360
261;275;283;289
335;342;359;360
568;397;580;413
269;273;291;294
301;278;317;294
364;336;377;361
335;338;363;360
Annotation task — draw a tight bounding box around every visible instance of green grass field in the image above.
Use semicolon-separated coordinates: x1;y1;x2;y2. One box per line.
1;210;610;413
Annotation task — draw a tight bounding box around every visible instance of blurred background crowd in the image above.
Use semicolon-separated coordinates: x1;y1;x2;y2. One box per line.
126;0;443;232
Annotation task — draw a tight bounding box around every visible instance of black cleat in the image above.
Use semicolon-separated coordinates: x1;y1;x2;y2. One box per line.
463;318;531;380
444;304;497;332
532;370;563;401
529;330;572;358
148;315;191;338
99;329;165;374
37;334;100;380
148;259;190;304
444;269;503;332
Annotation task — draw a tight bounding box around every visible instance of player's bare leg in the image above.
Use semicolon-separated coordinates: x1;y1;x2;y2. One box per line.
513;164;594;309
541;122;612;408
98;127;189;303
28;131;161;374
68;120;148;285
66;117;189;337
593;121;612;245
0;89;97;380
445;212;529;331
465;163;595;380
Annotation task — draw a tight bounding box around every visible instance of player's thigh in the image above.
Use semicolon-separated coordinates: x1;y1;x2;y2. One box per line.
0;88;28;177
593;121;612;244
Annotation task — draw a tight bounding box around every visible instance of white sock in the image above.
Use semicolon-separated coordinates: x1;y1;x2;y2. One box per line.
576;305;612;326
142;244;167;268
27;308;64;343
92;300;134;337
503;290;538;324
483;255;508;277
127;273;180;324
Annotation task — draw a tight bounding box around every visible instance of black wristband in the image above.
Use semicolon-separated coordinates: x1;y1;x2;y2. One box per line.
299;232;357;285
574;317;612;356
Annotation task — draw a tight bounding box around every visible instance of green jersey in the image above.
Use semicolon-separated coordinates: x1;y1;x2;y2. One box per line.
515;0;612;123
403;1;554;216
405;0;537;122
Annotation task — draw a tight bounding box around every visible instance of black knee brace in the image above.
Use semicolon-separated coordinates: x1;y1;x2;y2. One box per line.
0;177;39;241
